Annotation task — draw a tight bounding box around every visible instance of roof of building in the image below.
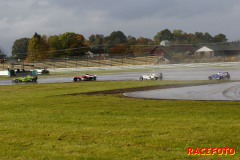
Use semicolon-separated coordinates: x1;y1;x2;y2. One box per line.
161;40;170;43
195;46;213;52
204;43;240;51
163;44;197;52
149;46;167;55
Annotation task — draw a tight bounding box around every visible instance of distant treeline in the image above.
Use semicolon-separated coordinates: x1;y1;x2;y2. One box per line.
11;29;228;60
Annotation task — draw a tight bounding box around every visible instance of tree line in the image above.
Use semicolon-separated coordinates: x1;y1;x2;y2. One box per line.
11;29;227;60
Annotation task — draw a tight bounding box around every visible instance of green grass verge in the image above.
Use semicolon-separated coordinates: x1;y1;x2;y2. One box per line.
0;81;239;160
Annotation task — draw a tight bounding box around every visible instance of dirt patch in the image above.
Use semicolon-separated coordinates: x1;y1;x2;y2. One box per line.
63;81;232;96
82;83;199;95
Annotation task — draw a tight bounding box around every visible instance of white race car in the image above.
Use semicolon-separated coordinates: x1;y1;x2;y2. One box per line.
139;73;163;80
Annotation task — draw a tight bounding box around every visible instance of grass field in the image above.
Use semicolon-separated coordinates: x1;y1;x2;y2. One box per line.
0;80;239;160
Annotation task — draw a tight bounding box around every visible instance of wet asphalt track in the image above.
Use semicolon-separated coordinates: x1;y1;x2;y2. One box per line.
124;81;240;101
1;62;240;101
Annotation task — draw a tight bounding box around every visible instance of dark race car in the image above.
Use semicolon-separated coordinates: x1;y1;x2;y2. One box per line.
12;75;38;83
36;68;49;75
208;72;230;80
73;74;97;81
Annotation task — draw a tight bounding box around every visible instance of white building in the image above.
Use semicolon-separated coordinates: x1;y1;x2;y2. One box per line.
160;40;170;47
194;46;214;57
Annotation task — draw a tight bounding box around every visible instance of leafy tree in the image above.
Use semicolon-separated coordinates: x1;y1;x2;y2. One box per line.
213;34;227;42
48;35;62;57
87;34;106;55
195;32;205;43
181;32;190;43
106;31;127;44
127;35;137;45
58;32;75;56
153;29;228;44
58;32;89;57
59;32;74;50
129;37;154;56
95;34;104;46
88;34;104;46
88;34;96;45
39;35;50;59
137;37;153;45
12;38;29;59
154;29;173;42
28;32;49;61
70;33;89;56
104;31;127;53
172;29;183;43
12;29;229;60
109;43;128;56
203;32;213;43
187;33;196;44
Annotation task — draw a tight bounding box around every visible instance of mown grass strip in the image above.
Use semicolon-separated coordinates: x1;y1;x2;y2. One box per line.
0;81;239;160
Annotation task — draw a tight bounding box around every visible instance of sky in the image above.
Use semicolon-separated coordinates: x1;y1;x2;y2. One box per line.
1;0;240;55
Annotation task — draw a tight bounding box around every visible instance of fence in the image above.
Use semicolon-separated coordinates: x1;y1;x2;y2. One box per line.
0;55;167;71
1;54;239;71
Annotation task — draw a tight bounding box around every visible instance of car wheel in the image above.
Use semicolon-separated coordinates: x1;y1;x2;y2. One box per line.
15;79;19;83
139;77;143;81
208;76;212;80
73;78;77;82
226;75;230;80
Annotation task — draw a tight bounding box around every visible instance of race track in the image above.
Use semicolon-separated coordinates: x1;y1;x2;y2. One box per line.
124;81;240;101
1;62;240;101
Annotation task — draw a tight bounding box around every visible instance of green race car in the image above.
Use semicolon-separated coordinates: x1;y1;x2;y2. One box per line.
12;75;38;83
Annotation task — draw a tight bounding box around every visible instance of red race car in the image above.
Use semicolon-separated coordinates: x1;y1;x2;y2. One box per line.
73;74;97;81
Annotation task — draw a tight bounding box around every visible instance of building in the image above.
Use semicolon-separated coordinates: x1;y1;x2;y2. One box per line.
195;46;214;57
149;46;168;56
148;46;170;63
165;44;197;53
85;48;108;59
160;40;170;47
194;43;240;57
85;51;94;58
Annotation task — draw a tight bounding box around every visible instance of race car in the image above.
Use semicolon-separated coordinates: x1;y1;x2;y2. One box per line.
12;75;38;83
208;72;230;80
35;68;49;75
139;73;163;80
73;74;97;81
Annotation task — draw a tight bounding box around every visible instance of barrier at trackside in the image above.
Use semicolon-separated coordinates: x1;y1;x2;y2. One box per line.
8;69;38;77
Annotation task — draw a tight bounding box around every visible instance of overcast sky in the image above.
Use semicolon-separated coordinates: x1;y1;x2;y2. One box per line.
1;0;240;55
